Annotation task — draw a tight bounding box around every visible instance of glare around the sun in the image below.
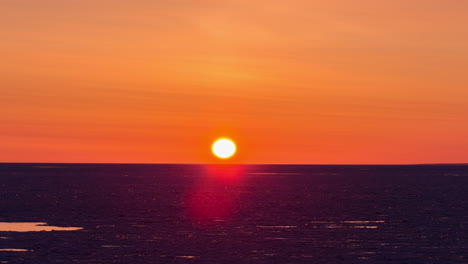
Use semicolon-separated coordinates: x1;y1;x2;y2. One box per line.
212;138;236;159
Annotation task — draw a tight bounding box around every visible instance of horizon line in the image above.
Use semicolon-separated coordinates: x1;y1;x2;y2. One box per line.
1;162;467;166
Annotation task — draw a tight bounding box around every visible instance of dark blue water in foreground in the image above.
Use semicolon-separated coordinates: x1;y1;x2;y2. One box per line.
1;164;468;263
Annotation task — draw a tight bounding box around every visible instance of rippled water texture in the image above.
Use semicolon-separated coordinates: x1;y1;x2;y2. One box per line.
1;164;467;263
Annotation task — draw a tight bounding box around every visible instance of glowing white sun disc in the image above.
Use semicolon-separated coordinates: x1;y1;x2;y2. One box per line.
212;138;236;159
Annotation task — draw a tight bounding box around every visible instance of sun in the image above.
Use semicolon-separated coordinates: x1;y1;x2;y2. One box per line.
212;138;236;159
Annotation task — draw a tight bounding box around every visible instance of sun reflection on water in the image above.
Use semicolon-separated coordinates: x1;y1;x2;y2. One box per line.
184;164;246;227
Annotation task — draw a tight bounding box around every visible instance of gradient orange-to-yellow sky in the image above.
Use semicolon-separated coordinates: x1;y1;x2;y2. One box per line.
1;0;468;164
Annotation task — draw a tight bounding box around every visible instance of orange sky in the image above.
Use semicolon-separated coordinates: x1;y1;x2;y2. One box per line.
1;0;468;164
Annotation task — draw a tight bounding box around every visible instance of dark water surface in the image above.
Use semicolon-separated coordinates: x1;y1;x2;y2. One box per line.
1;163;467;263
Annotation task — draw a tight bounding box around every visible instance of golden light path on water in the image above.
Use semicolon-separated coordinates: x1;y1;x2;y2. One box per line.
0;222;83;232
0;222;84;253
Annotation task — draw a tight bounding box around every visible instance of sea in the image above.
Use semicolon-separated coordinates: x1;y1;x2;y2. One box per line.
1;163;467;263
